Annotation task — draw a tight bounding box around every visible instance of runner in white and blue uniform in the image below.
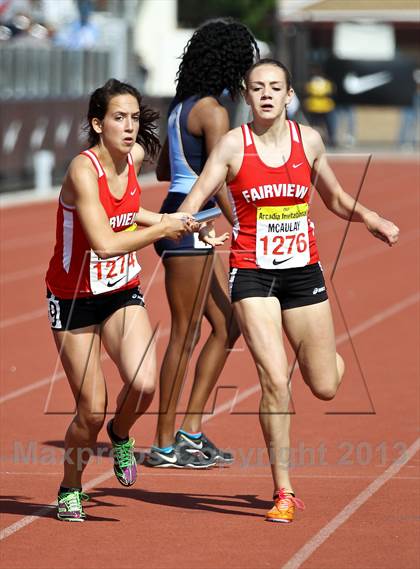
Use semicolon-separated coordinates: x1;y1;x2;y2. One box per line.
145;19;260;469
154;95;216;257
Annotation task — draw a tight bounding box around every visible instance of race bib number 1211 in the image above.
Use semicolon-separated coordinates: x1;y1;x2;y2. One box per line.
90;251;141;295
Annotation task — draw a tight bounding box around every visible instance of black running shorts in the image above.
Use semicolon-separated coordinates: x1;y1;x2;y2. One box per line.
46;286;145;331
229;262;328;310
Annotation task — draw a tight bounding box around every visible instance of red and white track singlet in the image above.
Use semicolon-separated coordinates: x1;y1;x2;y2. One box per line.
46;150;141;298
228;121;319;270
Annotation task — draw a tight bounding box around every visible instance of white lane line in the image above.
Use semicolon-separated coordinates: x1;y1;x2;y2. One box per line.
1;471;419;481
1;438;418;542
334;291;419;344
0;294;418;540
0;267;45;285
0;344;271;541
281;437;420;569
0;174;160;209
0;292;418;405
198;291;420;415
0;370;66;405
325;228;419;273
0;468;114;540
0;308;46;329
0;232;53;251
0;327;170;405
0;271;164;328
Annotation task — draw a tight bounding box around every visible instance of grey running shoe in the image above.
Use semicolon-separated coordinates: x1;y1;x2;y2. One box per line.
144;444;216;468
175;431;234;464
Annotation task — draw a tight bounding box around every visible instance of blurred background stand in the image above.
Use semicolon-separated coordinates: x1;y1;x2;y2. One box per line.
33;149;54;195
0;0;419;196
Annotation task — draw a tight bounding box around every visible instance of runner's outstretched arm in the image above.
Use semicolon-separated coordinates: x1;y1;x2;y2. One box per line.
306;127;399;246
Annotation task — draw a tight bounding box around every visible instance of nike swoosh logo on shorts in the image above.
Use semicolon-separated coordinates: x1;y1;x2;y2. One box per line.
343;71;392;95
106;276;125;287
273;257;293;266
292;162;303;169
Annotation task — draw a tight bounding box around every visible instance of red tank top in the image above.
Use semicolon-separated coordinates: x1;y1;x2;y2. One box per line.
228;121;319;270
46;150;141;298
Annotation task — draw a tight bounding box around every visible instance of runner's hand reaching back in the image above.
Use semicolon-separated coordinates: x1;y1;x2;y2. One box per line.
199;222;229;247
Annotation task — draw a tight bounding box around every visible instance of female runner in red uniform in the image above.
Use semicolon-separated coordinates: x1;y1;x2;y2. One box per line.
45;79;192;521
180;59;399;523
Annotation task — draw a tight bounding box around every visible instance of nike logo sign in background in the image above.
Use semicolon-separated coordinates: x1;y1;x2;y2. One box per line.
343;71;392;95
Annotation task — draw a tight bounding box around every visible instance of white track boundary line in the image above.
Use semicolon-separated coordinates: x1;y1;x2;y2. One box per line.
0;227;416;286
0;174;160;209
0;267;45;285
0;468;114;540
0;291;418;406
1;227;417;324
1;472;419;481
0;326;170;406
281;437;420;569
0;354;278;541
0;293;418;540
196;291;420;416
0;308;45;329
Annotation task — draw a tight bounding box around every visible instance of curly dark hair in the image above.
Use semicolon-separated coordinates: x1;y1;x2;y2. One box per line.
176;18;260;101
84;78;161;160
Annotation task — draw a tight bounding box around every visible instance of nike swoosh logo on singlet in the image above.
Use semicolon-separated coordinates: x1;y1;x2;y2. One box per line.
130;189;137;196
272;257;293;266
292;162;303;169
106;276;126;287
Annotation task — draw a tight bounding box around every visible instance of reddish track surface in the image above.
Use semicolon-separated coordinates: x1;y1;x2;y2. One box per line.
0;157;419;569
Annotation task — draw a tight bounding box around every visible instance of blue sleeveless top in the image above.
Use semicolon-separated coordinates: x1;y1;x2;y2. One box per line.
167;95;208;195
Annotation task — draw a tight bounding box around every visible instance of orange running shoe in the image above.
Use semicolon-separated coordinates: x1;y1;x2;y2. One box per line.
265;488;305;523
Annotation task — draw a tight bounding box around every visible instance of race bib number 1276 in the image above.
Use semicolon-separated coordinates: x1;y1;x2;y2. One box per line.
256;204;310;269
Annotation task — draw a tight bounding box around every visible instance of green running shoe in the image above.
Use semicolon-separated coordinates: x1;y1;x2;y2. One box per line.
57;490;89;522
107;420;137;486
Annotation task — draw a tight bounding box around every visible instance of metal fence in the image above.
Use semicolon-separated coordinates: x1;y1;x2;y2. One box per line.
0;44;111;100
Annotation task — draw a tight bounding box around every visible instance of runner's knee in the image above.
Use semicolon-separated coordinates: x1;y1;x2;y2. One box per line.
259;371;290;402
77;408;106;434
131;376;156;399
310;380;339;401
172;320;201;351
211;318;240;349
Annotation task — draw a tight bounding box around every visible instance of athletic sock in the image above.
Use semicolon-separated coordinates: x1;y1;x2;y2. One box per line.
109;420;129;444
152;445;174;454
59;486;82;495
179;429;202;439
273;491;295;499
